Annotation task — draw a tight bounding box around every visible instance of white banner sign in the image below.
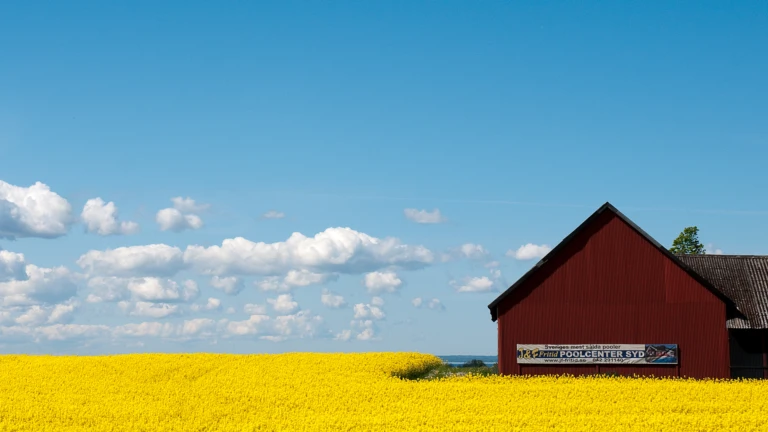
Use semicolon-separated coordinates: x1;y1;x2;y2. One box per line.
516;344;678;365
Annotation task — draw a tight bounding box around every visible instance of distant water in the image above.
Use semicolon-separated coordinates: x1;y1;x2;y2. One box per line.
437;355;497;366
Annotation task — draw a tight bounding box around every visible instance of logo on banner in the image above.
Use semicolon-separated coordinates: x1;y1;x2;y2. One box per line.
516;344;678;365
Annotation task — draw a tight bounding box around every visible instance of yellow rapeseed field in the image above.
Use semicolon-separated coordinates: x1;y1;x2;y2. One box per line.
1;353;767;431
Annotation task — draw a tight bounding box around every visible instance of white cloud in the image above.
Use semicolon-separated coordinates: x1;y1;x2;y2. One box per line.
370;296;384;307
705;243;724;255
262;210;285;219
267;294;298;314
507;243;552;260
255;271;337;292
284;269;335;287
184;227;433;276
427;298;445;310
113;321;177;338
225;314;270;336
334;329;352;341
0;265;79;306
189;298;221;312
403;208;445;224
452;276;496;293
412;297;443;310
0;250;27;282
126;278;199;303
156;208;203;232
351;320;377;341
353;303;385;320
484;261;500;268
363;271;402;294
15;301;78;326
243;303;267;315
155;197;208;232
111;319;218;340
321;289;346;308
121;301;179;318
85;276;131;303
171;197;210;214
0;180;73;239
178;318;217;338
77;244;185;277
209;276;244;296
80;198;139;236
35;324;110;341
458;243;489;260
271;311;323;340
225;307;236;314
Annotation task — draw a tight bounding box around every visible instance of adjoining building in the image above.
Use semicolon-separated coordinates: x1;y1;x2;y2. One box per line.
488;202;768;379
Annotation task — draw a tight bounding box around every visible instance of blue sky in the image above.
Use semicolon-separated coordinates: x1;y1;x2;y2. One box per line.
1;1;766;356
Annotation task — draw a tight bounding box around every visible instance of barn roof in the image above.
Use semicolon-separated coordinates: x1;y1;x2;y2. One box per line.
487;202;741;322
676;255;768;329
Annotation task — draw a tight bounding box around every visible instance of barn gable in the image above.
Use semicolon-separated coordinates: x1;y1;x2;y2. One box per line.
488;202;740;322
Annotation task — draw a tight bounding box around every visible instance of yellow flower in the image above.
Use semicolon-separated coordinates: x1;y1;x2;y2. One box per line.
0;353;766;431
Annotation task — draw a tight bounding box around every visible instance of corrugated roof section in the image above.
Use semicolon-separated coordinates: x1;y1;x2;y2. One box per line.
676;255;768;329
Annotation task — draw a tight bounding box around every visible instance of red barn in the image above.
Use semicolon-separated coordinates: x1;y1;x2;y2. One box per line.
488;202;768;379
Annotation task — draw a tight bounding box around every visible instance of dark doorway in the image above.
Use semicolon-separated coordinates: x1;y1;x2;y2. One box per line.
729;330;767;379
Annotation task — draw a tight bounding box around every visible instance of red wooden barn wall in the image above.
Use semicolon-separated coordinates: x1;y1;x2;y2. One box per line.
496;211;730;379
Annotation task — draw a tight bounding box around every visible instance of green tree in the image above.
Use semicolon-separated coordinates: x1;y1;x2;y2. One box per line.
670;226;706;255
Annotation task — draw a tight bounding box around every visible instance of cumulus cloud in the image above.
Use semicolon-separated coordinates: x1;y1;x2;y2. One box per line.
171;197;210;214
222;309;323;341
442;243;489;262
403;208;445;224
0;180;73;239
184;227;433;276
271;311;324;340
261;210;285;219
267;294;299;314
126;278;199;303
451;276;496;293
189;298;221;313
321;289;346;308
77;244;185;277
15;301;78;326
156;208;203;232
84;276;199;304
334;329;352;341
13;324;111;342
256;270;338;292
350;319;377;341
209;276;244;296
80;198;139;236
225;314;270;336
484;261;500;268
426;298;444;310
705;243;724;255
0;265;79;306
120;301;179;318
412;297;444;310
154;197;208;232
353;303;385;320
363;271;402;294
243;303;267;315
507;243;552;260
113;319;217;340
370;296;384;307
0;250;27;282
85;276;132;303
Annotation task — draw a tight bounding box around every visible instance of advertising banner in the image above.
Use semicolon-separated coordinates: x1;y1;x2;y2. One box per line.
516;344;678;364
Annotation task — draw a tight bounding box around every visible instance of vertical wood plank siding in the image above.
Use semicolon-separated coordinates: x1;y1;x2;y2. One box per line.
497;211;729;379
